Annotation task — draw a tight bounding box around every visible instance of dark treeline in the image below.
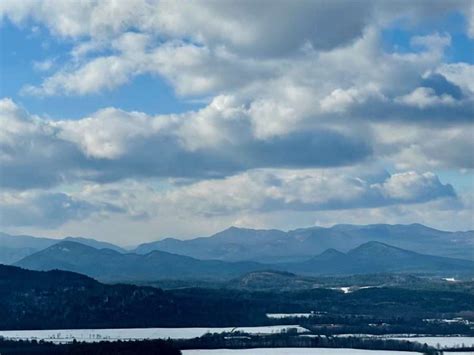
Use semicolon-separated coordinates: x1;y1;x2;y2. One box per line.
0;334;446;355
0;339;181;355
268;315;473;336
176;332;442;354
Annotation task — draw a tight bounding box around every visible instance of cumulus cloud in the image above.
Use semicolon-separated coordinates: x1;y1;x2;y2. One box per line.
0;0;372;53
1;1;473;238
0;0;153;38
3;167;457;240
155;0;374;57
1;87;472;194
437;63;474;94
2;0;472;52
7;179;469;243
396;87;456;108
373;123;474;170
160;169;456;215
0;98;372;189
0;191;123;228
2;0;471;102
0;98;85;189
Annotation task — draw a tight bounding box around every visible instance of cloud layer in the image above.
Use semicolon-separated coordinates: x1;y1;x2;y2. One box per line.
0;0;473;240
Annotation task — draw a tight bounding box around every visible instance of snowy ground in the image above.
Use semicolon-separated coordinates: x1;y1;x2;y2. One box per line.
389;336;474;348
336;334;474;349
183;349;413;354
267;313;314;319
0;325;308;344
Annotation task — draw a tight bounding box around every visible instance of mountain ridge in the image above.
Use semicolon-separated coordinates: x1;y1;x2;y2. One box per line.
15;240;474;281
14;240;266;282
0;232;126;264
282;241;474;276
132;223;474;262
3;223;473;266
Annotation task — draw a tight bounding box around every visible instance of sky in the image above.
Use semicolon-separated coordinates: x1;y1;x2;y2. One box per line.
0;0;473;245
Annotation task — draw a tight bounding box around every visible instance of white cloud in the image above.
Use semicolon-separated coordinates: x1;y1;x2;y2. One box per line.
468;2;474;38
32;58;55;72
1;167;459;241
159;168;456;215
396;87;456;108
0;98;372;189
2;92;472;193
1;1;473;239
410;33;451;53
0;0;154;38
437;63;474;94
55;107;169;159
373;123;474;170
6;1;468;102
0;190;122;228
376;171;452;201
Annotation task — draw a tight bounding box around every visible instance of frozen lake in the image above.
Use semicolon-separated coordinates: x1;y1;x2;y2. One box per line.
0;325;308;344
183;349;413;354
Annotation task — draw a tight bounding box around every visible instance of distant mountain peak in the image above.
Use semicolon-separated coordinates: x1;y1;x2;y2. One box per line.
216;226;284;235
64;236;125;252
160;237;181;242
354;240;402;249
49;240;91;250
347;241;416;258
322;247;344;255
29;240;123;259
316;248;346;259
216;226;249;233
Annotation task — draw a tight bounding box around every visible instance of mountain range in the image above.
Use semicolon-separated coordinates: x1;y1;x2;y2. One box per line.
281;241;474;275
14;240;474;282
14;241;263;282
2;223;473;282
3;224;473;266
131;224;474;262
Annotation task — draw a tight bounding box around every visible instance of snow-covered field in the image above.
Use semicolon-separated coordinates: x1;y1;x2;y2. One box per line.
183;349;412;354
0;325;308;344
1;327;471;350
389;336;474;348
336;334;474;349
267;313;314;319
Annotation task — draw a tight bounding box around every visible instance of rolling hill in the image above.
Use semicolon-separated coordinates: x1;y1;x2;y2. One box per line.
14;241;265;282
283;241;474;276
15;240;474;282
2;264;473;331
0;264;263;329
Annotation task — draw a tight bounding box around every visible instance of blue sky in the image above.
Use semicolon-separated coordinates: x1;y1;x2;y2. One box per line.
381;13;474;62
0;1;473;243
0;20;203;118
